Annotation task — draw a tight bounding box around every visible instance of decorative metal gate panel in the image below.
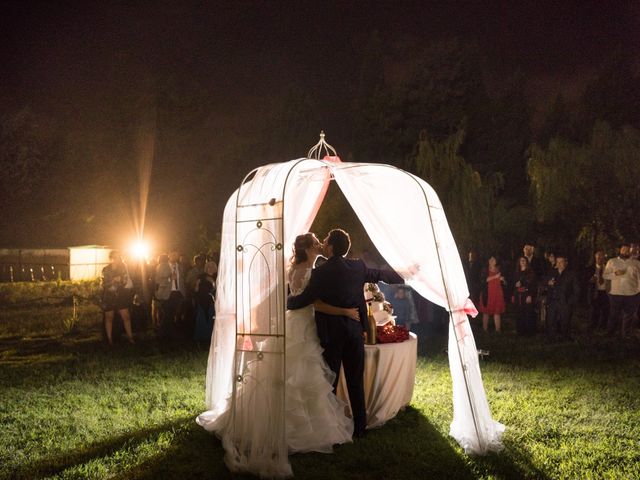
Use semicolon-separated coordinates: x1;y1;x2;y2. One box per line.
229;187;287;463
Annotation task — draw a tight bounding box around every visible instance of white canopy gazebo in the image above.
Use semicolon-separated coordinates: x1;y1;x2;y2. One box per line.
198;139;504;476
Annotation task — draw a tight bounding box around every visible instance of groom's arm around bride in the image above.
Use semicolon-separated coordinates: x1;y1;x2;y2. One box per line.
287;232;403;345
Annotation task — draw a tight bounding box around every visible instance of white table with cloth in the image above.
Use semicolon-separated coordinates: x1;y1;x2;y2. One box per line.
337;332;417;428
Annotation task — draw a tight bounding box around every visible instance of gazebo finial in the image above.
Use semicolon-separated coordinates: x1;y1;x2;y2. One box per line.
307;131;337;159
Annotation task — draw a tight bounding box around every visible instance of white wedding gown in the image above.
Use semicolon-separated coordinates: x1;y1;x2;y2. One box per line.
197;267;353;477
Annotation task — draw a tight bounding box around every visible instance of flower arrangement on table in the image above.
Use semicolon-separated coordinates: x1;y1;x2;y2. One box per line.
376;322;410;343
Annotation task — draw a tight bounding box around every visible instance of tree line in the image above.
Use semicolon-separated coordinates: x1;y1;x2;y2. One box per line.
1;38;638;261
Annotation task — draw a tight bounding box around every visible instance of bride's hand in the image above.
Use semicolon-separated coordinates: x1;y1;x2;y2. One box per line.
345;308;360;321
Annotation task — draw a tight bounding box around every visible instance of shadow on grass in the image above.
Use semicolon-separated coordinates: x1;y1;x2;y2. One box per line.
110;423;240;480
0;330;197;364
468;441;551;480
0;332;98;366
107;406;478;480
383;407;551;480
0;332;208;392
8;416;198;480
4;389;549;479
469;325;640;372
0;325;212;358
412;315;640;373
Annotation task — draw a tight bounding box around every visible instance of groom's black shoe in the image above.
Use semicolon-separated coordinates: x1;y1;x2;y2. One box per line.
353;429;367;439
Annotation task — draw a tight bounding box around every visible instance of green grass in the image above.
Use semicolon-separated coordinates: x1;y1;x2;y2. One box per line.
1;301;639;479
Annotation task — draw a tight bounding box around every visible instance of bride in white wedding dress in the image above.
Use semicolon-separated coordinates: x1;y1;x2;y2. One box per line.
284;233;355;452
197;232;355;476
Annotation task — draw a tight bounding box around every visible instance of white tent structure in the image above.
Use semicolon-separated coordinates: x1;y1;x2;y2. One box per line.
198;147;504;476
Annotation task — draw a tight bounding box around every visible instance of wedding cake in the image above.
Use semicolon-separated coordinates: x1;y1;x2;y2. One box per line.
364;283;410;344
364;283;395;326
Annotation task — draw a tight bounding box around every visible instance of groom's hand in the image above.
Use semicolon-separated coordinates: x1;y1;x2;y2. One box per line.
395;263;420;280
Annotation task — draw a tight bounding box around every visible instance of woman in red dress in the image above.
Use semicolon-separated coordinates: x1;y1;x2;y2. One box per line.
479;256;506;333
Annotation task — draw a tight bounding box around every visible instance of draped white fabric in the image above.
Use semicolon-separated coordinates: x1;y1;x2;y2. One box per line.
200;158;503;475
331;163;504;453
204;160;333;416
200;160;333;476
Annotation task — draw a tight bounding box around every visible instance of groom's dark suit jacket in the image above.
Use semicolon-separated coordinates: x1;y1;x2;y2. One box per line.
287;255;403;435
287;255;404;344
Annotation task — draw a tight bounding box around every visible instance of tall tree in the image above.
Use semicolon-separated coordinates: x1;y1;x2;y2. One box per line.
464;71;532;201
0;109;62;245
582;53;640;131
351;38;488;166
405;129;502;254
528;121;640;253
536;93;578;146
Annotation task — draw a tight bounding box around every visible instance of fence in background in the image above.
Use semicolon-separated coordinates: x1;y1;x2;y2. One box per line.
0;246;111;282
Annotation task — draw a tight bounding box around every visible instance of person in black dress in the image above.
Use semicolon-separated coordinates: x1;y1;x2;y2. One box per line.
513;256;537;336
102;250;135;345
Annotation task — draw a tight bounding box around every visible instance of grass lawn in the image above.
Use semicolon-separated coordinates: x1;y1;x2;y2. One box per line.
1;298;639;479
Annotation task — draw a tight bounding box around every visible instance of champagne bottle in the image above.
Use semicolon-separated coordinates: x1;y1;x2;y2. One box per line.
367;302;376;345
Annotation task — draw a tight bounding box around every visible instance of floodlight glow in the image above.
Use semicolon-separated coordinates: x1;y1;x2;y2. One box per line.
130;239;151;261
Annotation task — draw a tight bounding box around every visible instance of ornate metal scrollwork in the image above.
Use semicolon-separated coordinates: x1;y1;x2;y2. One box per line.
256;220;263;228
257;352;264;361
236;245;243;252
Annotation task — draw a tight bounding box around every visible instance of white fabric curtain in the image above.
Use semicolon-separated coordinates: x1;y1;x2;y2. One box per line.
331;163;504;454
204;159;332;414
200;159;332;476
204;190;238;415
200;159;503;474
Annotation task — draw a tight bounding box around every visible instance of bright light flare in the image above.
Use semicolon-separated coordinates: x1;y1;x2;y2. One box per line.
129;239;151;261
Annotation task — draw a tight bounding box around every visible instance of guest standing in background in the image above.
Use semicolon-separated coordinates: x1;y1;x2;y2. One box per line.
546;255;580;341
185;253;207;336
392;285;419;330
204;251;218;286
523;243;545;278
186;253;207;295
154;253;170;329
156;251;186;346
513;256;537;336
463;249;482;305
102;250;135;346
193;272;215;346
604;243;640;337
478;256;506;333
631;243;640;334
544;250;557;277
587;250;609;331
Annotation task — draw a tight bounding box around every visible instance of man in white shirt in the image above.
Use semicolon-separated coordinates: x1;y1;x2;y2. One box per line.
604;243;640;337
157;250;187;347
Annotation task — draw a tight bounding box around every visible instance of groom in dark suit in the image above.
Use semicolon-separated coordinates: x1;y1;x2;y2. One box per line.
287;229;403;437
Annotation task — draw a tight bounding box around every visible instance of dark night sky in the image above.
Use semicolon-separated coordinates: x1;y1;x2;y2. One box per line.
3;1;638;111
3;4;637;78
1;0;638;249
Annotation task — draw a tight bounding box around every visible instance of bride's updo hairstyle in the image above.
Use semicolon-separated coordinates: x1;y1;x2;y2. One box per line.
291;233;315;265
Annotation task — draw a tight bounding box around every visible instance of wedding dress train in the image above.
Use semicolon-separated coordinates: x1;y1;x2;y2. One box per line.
197;267;353;477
